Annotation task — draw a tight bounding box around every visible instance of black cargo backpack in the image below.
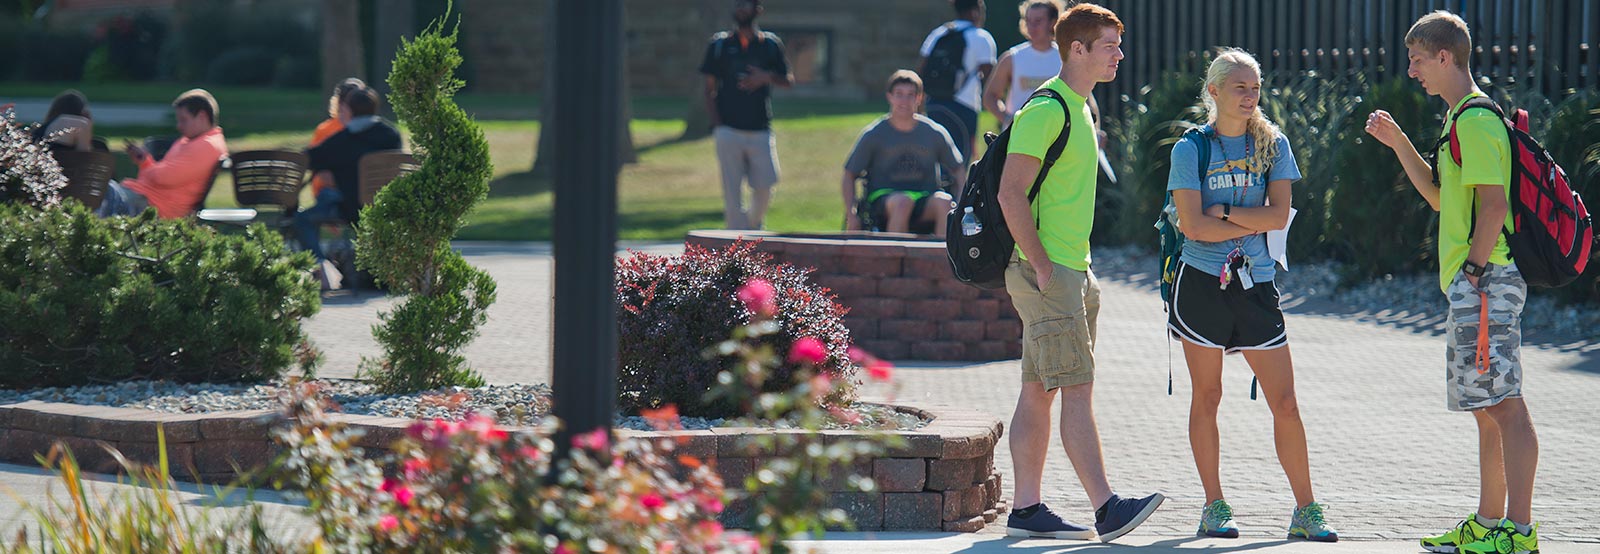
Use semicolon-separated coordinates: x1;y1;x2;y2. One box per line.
923;23;970;101
946;88;1071;289
1430;96;1595;287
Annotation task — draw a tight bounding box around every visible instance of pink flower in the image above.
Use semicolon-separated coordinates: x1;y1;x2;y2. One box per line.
462;413;509;442
640;493;666;510
555;543;575;554
518;446;544;460
699;495;725;513
736;279;777;316
572;428;610;452
377;514;399;532
848;346;870;363
788;337;827;365
402;458;430;479
809;374;833;400
380;479;415;507
867;360;894;382
696;520;725;539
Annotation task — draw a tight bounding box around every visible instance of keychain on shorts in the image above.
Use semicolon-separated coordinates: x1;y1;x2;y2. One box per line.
1238;255;1256;290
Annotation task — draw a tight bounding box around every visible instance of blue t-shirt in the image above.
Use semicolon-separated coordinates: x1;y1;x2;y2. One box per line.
1166;125;1301;283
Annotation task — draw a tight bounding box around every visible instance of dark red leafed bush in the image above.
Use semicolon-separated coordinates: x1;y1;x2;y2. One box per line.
616;241;857;418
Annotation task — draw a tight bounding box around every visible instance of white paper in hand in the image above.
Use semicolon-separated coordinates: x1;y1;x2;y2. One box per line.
1268;207;1297;271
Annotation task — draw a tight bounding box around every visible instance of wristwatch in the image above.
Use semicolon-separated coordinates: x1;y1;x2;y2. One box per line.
1221;204;1232;221
1462;260;1487;277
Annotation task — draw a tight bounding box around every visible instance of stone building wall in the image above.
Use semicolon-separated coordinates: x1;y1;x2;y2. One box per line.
461;0;958;99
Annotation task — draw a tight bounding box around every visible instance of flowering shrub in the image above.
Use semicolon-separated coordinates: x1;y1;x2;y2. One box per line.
706;279;900;553
617;241;857;418
0;108;66;208
272;381;748;553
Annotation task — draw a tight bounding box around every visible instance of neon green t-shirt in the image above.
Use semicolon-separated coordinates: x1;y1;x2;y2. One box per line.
1435;91;1514;293
1007;77;1098;271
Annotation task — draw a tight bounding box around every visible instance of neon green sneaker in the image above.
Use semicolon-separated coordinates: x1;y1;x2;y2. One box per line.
1457;520;1540;554
1287;502;1338;542
1422;514;1498;553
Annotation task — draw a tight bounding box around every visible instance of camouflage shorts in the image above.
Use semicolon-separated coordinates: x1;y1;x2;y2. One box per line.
1444;262;1526;412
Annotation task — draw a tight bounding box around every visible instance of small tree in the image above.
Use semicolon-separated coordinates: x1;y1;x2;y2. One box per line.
356;15;497;393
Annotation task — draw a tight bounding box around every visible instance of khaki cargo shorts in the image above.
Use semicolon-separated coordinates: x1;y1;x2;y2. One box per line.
1005;258;1099;391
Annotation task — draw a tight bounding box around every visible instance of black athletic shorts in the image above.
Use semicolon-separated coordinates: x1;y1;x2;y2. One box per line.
1166;262;1287;353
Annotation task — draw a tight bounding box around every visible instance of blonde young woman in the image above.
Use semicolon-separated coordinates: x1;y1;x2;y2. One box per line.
1164;48;1336;542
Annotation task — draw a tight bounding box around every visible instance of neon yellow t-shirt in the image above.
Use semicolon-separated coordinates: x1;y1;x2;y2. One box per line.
1435;91;1514;293
1007;77;1098;271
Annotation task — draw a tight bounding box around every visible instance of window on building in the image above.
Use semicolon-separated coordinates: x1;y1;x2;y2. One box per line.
769;27;832;85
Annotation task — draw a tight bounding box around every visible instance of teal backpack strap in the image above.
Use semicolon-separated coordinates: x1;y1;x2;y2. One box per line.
1166;127;1211;396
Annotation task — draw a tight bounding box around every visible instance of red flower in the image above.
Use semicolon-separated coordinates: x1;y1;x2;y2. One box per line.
640;493;666;510
641;404;681;431
788;337;827;365
868;360;894;382
401;458;430;479
377;514;399;532
736;279;777;316
555;543;575;554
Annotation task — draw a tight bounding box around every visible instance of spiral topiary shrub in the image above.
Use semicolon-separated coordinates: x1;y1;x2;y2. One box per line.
0;204;320;388
615;241;858;418
355;16;497;393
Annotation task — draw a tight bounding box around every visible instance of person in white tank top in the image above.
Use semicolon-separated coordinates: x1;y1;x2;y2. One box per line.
984;0;1065;126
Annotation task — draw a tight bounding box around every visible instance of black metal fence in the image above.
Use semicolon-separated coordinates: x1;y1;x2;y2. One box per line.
1094;0;1598;109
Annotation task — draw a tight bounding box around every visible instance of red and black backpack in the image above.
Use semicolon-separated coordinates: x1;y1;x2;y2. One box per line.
1431;96;1594;288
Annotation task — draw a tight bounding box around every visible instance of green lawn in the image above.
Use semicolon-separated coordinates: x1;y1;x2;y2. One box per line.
11;82;1002;241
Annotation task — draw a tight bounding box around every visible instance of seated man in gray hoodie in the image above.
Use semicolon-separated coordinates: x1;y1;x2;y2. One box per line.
294;85;402;272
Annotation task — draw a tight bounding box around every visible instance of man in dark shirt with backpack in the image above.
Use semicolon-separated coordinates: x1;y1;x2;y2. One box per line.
295;85;402;272
700;0;793;231
919;0;997;162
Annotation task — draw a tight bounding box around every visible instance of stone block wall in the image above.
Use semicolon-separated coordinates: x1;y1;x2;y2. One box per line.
460;0;952;98
687;231;1024;362
0;400;1007;533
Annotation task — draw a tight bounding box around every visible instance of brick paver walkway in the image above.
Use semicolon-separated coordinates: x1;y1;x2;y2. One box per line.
304;242;1600;543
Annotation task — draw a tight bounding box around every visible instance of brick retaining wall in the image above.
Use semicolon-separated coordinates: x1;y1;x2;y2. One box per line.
686;231;1023;362
0;400;1006;532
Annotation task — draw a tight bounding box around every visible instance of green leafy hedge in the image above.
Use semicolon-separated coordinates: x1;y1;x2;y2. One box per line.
0;205;321;388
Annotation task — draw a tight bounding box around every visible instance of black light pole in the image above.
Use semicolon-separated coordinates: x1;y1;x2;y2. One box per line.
550;0;622;452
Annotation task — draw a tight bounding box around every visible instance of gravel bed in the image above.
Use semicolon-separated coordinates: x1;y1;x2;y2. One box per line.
1091;244;1599;341
0;380;929;431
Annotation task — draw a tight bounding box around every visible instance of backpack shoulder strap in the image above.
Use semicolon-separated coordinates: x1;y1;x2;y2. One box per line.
1027;88;1072;203
1447;96;1505;166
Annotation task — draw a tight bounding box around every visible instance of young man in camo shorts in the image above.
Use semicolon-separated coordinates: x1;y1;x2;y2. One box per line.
1365;11;1541;554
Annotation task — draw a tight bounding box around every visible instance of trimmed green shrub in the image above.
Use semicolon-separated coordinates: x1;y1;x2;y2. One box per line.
0;204;321;388
1101;59;1206;246
356;17;497;393
1325;76;1445;278
1259;71;1365;259
615;242;858;418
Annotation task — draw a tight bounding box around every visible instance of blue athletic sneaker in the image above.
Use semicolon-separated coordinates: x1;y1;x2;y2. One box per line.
1197;499;1240;538
1006;503;1096;540
1095;492;1166;543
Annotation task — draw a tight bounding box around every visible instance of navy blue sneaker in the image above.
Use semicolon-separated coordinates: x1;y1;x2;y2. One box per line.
1006;503;1096;540
1094;492;1166;543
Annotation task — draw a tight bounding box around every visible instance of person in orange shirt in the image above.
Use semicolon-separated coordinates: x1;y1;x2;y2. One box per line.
309;78;367;196
97;89;228;218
